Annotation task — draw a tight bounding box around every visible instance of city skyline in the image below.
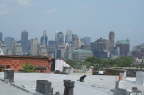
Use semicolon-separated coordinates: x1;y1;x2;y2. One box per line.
0;30;137;49
0;0;144;46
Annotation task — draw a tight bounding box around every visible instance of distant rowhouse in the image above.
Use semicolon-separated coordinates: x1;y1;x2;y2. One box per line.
0;56;52;73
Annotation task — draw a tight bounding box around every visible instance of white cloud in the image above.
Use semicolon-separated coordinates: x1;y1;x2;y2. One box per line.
46;8;57;15
17;0;32;6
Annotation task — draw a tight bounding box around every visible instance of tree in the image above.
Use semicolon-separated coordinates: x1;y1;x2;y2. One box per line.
111;56;134;67
22;63;36;72
84;57;108;70
65;60;83;69
84;56;134;69
65;56;134;70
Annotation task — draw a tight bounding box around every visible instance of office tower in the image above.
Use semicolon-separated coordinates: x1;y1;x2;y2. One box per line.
64;43;73;59
91;38;111;58
39;44;48;56
55;32;64;46
21;30;28;41
0;32;3;41
21;30;29;55
132;43;144;58
56;47;65;59
55;32;65;59
109;31;115;47
81;37;91;46
14;41;23;56
40;30;48;47
48;40;56;58
30;38;39;56
116;40;130;56
65;30;72;44
71;34;81;49
4;37;15;55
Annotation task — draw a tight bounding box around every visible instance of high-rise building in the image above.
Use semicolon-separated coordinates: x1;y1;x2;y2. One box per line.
48;40;56;58
14;41;23;56
0;32;3;41
65;30;72;44
39;45;48;56
91;38;111;58
116;40;130;56
56;47;65;59
64;43;73;59
55;32;66;59
4;37;15;55
131;43;144;58
55;32;64;46
30;38;39;56
21;30;29;55
40;30;48;47
81;37;91;46
21;30;28;41
109;31;115;47
71;34;81;49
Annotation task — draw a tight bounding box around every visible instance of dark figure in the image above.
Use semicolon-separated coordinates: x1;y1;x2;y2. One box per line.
79;75;87;82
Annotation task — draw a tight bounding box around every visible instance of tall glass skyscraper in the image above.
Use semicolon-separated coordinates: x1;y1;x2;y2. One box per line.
65;30;72;44
21;30;29;55
55;32;64;46
0;32;3;41
40;30;48;47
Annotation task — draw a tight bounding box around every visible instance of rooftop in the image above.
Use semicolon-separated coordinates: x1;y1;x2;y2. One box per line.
0;72;116;95
0;80;32;95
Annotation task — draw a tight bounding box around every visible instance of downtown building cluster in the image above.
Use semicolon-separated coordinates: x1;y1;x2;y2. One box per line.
0;31;131;61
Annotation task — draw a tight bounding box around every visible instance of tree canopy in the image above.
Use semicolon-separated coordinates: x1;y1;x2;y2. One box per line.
66;56;134;70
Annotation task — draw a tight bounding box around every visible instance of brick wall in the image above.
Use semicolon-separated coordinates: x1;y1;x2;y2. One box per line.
0;56;52;73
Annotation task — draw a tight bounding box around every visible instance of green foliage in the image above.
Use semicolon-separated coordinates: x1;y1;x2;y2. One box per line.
65;60;83;69
66;56;134;70
22;63;36;72
84;57;110;70
111;56;134;67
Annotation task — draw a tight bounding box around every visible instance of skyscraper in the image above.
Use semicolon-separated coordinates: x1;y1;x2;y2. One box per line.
65;30;72;44
48;40;56;58
91;38;111;58
81;37;91;46
30;38;39;56
55;32;65;59
14;41;23;56
116;40;130;56
21;30;28;41
0;32;3;41
109;31;115;47
4;37;15;55
71;34;81;49
21;30;29;55
55;32;64;46
40;30;48;47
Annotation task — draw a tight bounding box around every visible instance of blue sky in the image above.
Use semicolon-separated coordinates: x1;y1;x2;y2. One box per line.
0;0;144;47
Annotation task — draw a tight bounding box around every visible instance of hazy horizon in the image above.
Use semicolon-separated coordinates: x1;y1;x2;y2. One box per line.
0;0;144;47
